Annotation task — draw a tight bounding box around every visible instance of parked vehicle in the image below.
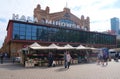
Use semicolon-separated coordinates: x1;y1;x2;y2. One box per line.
15;57;21;63
109;49;120;59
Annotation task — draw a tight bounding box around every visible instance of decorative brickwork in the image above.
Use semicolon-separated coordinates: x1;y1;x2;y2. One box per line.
34;4;90;31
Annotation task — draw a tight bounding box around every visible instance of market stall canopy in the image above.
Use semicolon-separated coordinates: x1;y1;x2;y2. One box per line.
29;42;41;47
29;42;47;50
56;44;75;50
76;45;91;50
91;47;101;53
90;47;100;50
47;43;60;49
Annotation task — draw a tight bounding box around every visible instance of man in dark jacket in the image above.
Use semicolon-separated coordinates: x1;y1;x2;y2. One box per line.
48;52;54;67
115;53;119;62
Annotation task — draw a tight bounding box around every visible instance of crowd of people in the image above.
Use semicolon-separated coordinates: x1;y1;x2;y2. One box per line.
97;48;109;66
97;48;120;67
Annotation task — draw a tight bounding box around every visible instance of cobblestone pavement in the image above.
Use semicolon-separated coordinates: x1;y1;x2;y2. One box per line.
0;60;120;79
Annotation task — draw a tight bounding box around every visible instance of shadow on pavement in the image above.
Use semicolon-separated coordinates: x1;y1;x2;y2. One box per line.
0;63;25;70
0;63;56;70
55;67;68;72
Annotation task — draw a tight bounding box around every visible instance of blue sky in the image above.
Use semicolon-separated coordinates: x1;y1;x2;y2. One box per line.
0;0;120;48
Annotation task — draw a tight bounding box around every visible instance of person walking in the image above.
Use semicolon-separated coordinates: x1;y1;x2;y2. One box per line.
12;55;16;64
66;51;72;69
64;51;67;68
115;52;119;62
48;52;54;67
4;52;8;59
97;50;103;65
102;48;109;66
0;53;4;64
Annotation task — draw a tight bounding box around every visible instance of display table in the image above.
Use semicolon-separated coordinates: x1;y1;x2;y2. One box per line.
25;61;34;67
37;60;48;66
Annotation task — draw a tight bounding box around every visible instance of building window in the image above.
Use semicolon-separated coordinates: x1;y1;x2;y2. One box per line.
12;22;116;45
20;35;25;40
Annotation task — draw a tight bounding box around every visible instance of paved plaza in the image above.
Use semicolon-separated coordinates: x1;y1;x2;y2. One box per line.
0;60;120;79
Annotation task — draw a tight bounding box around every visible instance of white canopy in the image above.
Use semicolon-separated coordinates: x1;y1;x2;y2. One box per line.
57;44;75;50
27;43;100;50
90;47;100;50
29;42;41;47
76;45;91;50
29;42;47;50
47;43;60;49
91;47;101;53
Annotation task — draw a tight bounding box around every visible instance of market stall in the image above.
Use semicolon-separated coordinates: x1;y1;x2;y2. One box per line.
19;42;99;67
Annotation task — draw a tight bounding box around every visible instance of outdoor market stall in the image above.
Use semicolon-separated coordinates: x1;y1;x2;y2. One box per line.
19;42;99;67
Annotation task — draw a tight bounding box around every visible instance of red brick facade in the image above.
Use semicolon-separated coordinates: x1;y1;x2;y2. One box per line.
34;4;90;31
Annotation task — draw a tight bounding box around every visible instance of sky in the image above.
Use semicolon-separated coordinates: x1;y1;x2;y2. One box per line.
0;0;120;48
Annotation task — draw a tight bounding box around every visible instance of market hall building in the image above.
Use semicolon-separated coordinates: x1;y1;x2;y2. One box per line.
1;4;116;57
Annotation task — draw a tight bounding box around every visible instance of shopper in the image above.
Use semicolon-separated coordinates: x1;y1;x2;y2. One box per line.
64;51;67;68
66;51;72;69
48;52;54;67
97;50;103;65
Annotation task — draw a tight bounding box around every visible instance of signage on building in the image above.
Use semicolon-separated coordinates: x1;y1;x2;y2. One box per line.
44;19;81;29
12;14;33;22
12;14;86;30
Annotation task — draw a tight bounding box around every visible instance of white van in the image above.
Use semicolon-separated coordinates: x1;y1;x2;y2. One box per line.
109;49;116;58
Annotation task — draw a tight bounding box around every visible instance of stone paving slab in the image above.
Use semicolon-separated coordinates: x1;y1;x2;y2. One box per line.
0;60;120;79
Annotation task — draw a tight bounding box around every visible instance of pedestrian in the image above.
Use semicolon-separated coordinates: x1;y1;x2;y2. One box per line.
77;53;81;63
115;53;119;62
0;53;4;64
97;50;103;65
48;52;54;67
12;54;16;64
66;51;72;69
102;48;109;66
64;51;67;68
4;52;8;59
